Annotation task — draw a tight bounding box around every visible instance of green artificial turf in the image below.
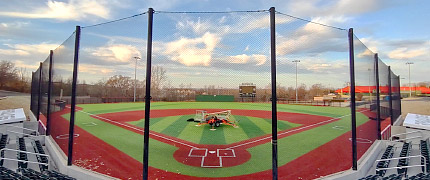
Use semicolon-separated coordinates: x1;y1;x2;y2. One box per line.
128;115;300;145
62;102;369;177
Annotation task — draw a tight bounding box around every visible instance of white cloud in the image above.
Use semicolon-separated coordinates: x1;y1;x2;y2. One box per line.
244;45;249;52
229;54;267;65
388;47;428;60
301;58;348;73
79;64;114;75
88;44;141;63
0;0;111;21
0;43;58;56
176;18;211;35
14;60;40;70
276;18;347;56
164;32;220;66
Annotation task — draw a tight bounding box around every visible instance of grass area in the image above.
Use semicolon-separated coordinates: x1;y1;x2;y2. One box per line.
64;102;369;177
128;115;300;145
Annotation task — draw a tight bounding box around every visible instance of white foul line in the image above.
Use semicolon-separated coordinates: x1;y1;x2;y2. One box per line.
76;110;196;149
227;109;370;149
75;107;370;151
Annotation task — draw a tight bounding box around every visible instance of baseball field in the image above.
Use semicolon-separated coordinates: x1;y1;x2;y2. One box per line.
46;102;389;179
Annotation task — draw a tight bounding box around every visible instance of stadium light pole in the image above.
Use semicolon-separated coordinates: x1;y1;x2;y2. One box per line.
406;62;413;97
133;56;141;102
292;60;300;103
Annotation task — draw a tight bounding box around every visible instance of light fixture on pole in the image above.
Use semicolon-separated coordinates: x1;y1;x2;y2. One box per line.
406;62;413;97
133;56;141;102
292;60;300;103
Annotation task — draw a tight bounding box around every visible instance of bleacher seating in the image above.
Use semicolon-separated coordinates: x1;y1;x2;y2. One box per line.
358;174;380;180
20;168;51;180
359;174;405;180
45;170;76;180
406;172;430;179
0;166;30;180
397;142;412;175
31;140;48;171
381;174;403;180
17;137;28;168
377;145;395;176
0;133;8;166
420;139;430;173
1;166;76;180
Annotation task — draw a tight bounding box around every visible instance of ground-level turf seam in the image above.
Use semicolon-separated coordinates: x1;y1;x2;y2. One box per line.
76;109;197;149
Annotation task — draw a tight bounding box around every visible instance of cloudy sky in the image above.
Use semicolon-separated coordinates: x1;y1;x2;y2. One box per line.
0;0;429;89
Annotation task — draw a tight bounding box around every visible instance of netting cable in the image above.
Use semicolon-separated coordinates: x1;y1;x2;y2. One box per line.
276;11;347;31
82;12;147;29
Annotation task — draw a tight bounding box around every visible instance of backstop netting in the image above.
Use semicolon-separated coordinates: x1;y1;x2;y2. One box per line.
391;73;401;122
30;68;40;117
149;10;272;179
39;56;51;132
275;12;352;179
378;58;390;121
73;13;147;179
352;35;381;157
49;32;76;159
28;7;406;180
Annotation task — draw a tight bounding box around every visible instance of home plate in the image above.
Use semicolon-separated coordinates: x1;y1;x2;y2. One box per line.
209;151;216;154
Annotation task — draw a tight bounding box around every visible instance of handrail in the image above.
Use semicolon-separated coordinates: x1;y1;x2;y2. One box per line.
392;136;422;142
5;124;39;136
391;130;421;138
375;155;426;173
381;125;391;134
0;148;50;160
6;130;39;138
390;130;422;141
381;125;391;140
0;157;49;166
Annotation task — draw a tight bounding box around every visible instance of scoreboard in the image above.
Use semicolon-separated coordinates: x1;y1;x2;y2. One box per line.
239;83;256;97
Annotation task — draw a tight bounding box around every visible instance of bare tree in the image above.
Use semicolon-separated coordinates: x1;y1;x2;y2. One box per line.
106;75;133;97
150;66;167;100
0;60;19;88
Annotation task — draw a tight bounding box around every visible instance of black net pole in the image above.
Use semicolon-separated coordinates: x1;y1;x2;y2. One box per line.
398;75;402;120
375;53;381;140
348;28;357;170
46;50;53;135
30;72;34;112
37;62;43;122
143;8;154;180
67;26;81;166
388;66;393;125
270;7;278;180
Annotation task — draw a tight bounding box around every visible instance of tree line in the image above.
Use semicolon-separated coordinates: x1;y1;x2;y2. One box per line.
0;60;31;93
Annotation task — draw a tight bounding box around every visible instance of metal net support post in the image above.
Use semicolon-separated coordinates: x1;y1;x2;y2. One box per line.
67;26;81;166
374;53;381;140
143;8;154;180
269;7;278;180
348;28;357;170
388;66;393;125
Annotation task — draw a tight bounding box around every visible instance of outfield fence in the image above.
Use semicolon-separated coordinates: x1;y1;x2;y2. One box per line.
29;7;402;180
